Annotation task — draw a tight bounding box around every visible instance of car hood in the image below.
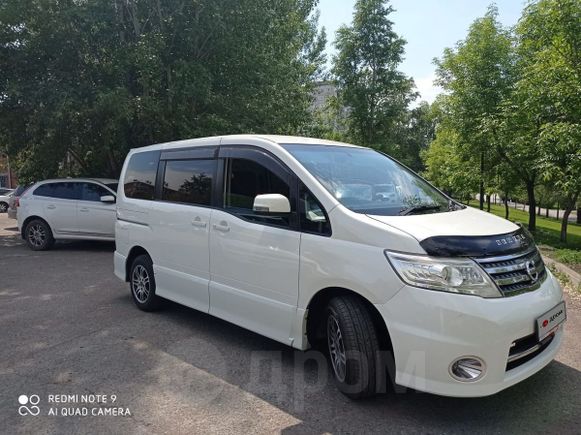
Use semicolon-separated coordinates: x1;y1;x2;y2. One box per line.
367;206;519;242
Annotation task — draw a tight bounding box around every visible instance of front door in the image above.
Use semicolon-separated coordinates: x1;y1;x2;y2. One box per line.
77;182;116;238
209;147;300;344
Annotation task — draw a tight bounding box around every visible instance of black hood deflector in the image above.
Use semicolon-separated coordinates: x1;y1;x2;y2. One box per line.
420;226;535;258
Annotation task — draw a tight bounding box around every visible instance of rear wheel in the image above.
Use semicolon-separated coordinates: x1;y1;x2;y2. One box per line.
130;254;162;311
0;202;8;213
326;295;386;399
24;219;54;251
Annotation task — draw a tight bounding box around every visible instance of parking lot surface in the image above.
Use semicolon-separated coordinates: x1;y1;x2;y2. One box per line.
1;214;580;434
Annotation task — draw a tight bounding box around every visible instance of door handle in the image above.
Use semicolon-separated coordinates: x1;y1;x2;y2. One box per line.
212;221;230;232
47;205;56;210
79;207;89;212
191;217;207;228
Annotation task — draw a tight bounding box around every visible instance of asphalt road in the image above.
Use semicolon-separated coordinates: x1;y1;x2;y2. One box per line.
1;214;580;434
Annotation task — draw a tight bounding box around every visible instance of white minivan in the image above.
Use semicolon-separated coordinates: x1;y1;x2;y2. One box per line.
114;135;565;398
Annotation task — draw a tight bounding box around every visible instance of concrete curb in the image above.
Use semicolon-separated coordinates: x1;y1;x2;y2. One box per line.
542;255;581;288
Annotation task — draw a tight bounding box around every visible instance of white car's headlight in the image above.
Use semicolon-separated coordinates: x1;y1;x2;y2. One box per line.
385;251;502;298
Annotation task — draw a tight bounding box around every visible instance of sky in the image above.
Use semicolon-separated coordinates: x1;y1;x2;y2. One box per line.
317;0;525;104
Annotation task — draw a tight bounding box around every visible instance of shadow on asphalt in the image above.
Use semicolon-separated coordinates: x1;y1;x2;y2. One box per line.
121;295;581;433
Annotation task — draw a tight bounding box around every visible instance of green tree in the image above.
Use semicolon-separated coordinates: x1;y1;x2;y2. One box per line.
518;0;581;241
434;6;514;211
422;126;479;201
489;0;580;236
0;0;326;181
331;0;416;149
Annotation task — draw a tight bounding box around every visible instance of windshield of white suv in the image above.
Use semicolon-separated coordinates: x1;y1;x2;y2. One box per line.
282;144;455;216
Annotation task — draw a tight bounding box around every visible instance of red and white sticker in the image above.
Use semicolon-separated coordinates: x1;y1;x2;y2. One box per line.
536;301;566;341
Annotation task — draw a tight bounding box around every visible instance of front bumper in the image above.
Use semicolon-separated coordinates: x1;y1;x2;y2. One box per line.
376;270;564;397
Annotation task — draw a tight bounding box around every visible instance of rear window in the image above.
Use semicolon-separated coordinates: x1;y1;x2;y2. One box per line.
33;182;80;200
14;184;32;196
162;159;215;206
124;151;160;200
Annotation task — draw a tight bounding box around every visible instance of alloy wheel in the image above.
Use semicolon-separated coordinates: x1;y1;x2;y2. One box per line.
327;313;347;382
132;265;150;303
27;224;46;248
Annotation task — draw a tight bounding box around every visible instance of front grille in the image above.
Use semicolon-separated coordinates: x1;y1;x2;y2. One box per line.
475;248;546;296
506;332;555;371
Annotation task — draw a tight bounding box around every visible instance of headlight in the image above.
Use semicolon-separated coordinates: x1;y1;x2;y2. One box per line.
385;251;502;298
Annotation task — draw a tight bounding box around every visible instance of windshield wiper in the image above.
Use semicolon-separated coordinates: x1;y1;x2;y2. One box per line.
399;204;443;216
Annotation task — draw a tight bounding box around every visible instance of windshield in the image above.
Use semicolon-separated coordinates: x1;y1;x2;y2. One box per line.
105;183;119;193
282;144;452;216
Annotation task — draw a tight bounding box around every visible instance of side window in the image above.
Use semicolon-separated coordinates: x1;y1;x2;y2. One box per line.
81;183;111;202
33;182;79;200
162;159;214;206
224;158;291;227
299;185;331;236
124;151;160;200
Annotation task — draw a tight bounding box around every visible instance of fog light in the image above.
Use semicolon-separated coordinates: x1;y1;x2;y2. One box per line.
449;356;486;382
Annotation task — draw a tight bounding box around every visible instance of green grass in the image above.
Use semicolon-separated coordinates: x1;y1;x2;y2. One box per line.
471;204;581;271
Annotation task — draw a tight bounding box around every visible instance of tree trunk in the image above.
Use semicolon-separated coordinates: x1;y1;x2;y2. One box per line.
537;203;541;216
504;195;509;220
577;206;580;225
486;194;491;212
561;209;571;242
525;182;536;232
560;192;580;242
479;152;484;210
545;207;549;218
556;204;559;219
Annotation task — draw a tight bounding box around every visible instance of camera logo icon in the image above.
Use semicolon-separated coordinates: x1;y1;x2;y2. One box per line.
18;395;40;416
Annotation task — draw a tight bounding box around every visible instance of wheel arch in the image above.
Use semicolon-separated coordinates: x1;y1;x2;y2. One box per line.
21;215;50;239
125;245;151;282
305;287;393;352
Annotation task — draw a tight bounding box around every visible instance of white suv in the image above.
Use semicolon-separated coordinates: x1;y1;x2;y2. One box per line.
114;135;565;398
18;178;118;250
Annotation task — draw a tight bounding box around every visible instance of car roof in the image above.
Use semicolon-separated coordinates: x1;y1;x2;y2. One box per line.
130;134;363;153
35;178;118;184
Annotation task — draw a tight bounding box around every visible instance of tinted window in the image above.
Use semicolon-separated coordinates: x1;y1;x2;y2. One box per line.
33;182;80;200
299;185;331;236
81;183;111;202
225;158;290;209
224;158;291;227
105;183;118;192
124;151;160;200
14;184;32;196
162;159;214;206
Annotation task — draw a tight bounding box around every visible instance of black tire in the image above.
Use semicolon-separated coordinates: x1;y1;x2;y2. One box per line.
326;295;385;399
129;254;162;311
24;219;55;251
0;202;8;213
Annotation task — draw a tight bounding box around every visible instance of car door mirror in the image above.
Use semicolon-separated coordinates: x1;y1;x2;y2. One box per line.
253;194;290;213
100;195;116;203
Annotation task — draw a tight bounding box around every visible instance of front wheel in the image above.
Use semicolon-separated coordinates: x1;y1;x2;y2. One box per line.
130;254;162;311
24;219;55;251
0;202;8;213
327;296;385;399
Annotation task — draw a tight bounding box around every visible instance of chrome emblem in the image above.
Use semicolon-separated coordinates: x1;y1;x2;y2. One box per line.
525;260;539;283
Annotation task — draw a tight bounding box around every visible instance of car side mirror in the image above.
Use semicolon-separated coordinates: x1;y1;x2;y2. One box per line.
100;195;116;203
253;194;290;214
